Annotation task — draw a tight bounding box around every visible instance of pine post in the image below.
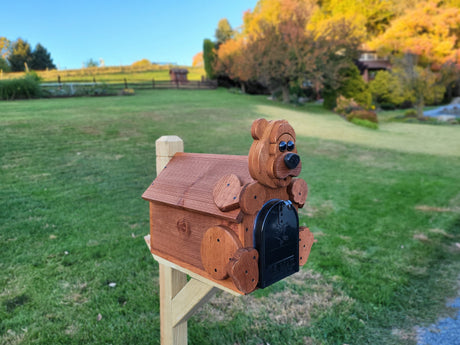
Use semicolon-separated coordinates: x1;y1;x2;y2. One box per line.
153;135;218;345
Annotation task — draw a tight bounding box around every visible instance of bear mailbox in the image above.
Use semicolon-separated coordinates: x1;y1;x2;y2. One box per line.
143;119;314;295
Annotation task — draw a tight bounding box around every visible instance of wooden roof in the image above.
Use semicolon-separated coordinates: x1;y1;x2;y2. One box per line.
142;153;253;222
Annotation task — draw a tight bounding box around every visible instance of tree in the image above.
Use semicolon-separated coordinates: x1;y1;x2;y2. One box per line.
394;53;445;118
370;1;460;66
0;37;11;59
0;57;10;72
8;38;32;72
30;43;56;70
215;18;235;47
84;58;99;68
192;52;203;67
203;39;216;79
132;58;151;67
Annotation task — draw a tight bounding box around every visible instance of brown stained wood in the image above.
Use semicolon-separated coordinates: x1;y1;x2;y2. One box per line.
213;174;242;212
200;226;242;280
240;182;267;215
150;203;239;270
146;236;245;295
227;248;259;294
273;154;301;180
248;119;301;188
299;226;314;266
288;178;308;207
251;118;269;140
143;153;253;222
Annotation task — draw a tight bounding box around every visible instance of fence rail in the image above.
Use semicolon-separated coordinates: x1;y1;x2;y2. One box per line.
41;77;217;91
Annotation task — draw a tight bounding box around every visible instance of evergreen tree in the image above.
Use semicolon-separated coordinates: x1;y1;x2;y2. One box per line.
30;43;56;70
203;39;216;79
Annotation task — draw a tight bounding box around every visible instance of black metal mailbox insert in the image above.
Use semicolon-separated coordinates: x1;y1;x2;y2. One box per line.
254;199;299;288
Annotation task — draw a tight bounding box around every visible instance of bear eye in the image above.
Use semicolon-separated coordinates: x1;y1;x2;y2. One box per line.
287;141;295;151
279;141;287;152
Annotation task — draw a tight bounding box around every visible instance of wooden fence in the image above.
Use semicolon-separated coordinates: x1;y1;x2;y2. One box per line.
42;77;217;91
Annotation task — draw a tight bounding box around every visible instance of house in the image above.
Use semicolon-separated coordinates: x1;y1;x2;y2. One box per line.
356;51;392;82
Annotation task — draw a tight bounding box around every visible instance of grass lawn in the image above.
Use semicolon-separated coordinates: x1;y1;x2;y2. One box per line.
1;89;460;345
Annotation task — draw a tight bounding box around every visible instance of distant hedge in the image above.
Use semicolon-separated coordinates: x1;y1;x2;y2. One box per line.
0;75;41;100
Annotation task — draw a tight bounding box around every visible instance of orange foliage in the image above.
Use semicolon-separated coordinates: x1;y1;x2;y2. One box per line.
192;52;203;67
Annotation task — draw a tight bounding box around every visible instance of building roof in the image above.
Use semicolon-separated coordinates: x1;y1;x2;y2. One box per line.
169;68;189;74
142;153;253;222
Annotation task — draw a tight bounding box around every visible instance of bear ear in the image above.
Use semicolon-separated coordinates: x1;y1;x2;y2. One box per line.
251;118;268;140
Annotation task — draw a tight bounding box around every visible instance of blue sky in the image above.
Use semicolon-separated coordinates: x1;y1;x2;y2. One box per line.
2;0;258;69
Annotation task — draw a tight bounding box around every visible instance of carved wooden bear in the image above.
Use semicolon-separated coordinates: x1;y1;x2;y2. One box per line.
142;119;314;294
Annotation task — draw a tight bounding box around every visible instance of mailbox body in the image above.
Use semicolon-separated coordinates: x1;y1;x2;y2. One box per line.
143;152;301;294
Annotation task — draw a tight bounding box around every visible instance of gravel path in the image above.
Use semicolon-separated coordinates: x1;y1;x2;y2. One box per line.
417;297;460;345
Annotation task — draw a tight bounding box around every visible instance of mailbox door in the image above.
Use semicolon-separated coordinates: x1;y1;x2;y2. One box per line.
254;199;299;288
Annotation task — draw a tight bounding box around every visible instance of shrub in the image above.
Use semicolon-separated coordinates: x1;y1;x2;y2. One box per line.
369;70;408;107
404;109;417;118
346;109;378;123
0;75;41;100
324;64;372;109
334;95;360;115
351;117;379;129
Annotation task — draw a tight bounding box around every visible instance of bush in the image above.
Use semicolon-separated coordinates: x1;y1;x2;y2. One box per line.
351;117;379;129
324;64;372;109
334;95;360;115
0;75;41;100
346;109;378;123
404;109;417;118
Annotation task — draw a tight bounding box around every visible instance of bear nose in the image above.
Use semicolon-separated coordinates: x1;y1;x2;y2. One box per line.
284;153;300;169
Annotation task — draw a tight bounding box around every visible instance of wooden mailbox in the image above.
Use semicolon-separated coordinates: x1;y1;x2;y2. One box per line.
143;119;314;295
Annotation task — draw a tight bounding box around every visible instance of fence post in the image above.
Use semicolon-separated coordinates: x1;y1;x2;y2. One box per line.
124;78;128;89
93;77;96;84
58;75;61;85
152;78;155;89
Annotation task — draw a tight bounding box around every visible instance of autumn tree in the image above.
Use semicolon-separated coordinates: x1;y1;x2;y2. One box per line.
192;52;203;67
394;53;445;118
370;1;460;66
0;37;10;59
8;38;32;72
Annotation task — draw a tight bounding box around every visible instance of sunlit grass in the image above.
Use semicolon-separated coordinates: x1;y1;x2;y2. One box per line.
1;89;459;344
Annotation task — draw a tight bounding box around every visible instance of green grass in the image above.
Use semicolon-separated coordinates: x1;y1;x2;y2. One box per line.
1;89;460;344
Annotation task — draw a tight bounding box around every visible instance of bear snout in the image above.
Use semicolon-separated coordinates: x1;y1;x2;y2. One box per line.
284;153;300;169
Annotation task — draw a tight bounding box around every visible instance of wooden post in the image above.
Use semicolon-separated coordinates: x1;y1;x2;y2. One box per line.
124;78;128;89
153;136;218;345
152;78;155;89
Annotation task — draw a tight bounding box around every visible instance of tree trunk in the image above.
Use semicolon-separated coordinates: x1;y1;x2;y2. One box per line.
416;98;424;119
240;82;246;94
281;84;290;103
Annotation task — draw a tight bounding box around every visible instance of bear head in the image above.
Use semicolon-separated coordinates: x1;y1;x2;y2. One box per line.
248;118;302;188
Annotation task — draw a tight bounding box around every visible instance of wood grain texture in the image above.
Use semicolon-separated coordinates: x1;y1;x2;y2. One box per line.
200;226;242;280
248;119;300;188
299;226;314;266
212;174;242;212
227;248;259;294
143;153;252;222
288;178;308;207
240;182;267;215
